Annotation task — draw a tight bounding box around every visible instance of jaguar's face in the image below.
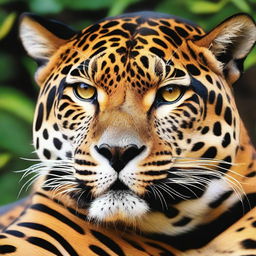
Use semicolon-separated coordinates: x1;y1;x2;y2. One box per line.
20;12;256;230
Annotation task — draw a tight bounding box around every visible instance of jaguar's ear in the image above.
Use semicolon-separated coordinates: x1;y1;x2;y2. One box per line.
194;14;256;84
19;13;77;66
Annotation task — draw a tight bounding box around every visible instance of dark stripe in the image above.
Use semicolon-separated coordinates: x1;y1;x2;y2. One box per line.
89;245;110;256
215;94;223;115
241;239;256;249
173;216;192;227
64;109;75;118
0;235;7;239
122;237;146;252
141;170;167;176
46;86;56;120
209;191;233;208
27;236;62;255
35;103;44;131
30;203;84;234
18;222;79;256
4;230;25;238
0;245;16;254
91;230;125;256
146;242;175;256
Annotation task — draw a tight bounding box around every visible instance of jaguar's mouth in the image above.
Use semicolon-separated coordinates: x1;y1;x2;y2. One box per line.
87;190;149;222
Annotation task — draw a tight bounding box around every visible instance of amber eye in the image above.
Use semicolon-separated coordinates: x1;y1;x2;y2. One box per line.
73;83;96;101
159;85;184;103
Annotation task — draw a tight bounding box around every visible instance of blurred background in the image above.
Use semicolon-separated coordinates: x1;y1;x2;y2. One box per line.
0;0;256;205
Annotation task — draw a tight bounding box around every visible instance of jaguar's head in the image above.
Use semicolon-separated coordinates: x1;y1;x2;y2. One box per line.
19;12;256;234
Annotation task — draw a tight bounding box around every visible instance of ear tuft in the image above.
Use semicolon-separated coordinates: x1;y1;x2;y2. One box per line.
19;13;76;65
194;14;256;84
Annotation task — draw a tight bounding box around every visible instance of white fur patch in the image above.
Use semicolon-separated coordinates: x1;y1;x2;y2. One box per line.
88;191;149;222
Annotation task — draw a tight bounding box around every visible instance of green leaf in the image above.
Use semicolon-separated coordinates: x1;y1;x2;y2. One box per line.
108;0;140;16
244;48;256;70
0;12;16;40
0;111;33;156
187;0;230;14
29;0;63;14
231;0;251;12
62;0;114;10
0;53;15;81
0;87;35;123
0;153;11;169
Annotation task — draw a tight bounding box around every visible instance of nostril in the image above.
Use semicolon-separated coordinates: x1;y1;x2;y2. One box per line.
122;145;146;164
95;144;113;161
95;144;146;173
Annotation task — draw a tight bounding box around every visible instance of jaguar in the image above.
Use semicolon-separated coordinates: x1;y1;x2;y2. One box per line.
0;11;256;256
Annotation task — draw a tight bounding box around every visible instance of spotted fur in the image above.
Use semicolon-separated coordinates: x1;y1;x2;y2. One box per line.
0;11;256;255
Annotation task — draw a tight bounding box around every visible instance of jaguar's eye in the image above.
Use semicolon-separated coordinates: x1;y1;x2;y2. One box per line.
73;83;96;101
158;85;184;103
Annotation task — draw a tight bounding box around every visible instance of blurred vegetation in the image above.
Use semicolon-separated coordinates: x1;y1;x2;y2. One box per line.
0;0;256;206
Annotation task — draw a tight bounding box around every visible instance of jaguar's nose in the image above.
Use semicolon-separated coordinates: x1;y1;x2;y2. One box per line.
95;144;146;172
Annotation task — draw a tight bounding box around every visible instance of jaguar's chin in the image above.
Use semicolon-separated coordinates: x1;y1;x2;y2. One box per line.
87;190;149;223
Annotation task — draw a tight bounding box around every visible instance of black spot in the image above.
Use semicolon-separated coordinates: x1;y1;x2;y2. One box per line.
90;47;107;58
213;122;221;136
61;65;72;75
108;53;116;63
138;27;159;36
101;29;129;38
46;86;56;120
201;146;217;158
43;129;49;140
43;149;51;159
186;64;200;76
224;107;232;126
53;123;59;131
89;245;110;256
0;245;16;253
209;190;233;208
153;38;168;48
246;171;256;177
91;230;125;256
215;94;223;115
201;126;209;134
205;75;213;84
149;47;165;58
208;90;215;104
92;40;106;50
53;138;62;150
4;230;25;238
122;23;137;34
192;142;205;151
27;236;62;256
175;26;189;37
222;133;231;148
173;217;192;227
241;239;256;249
35;103;44;131
218;156;232;174
102;21;119;28
159;26;182;46
140;56;149;68
164;207;180;218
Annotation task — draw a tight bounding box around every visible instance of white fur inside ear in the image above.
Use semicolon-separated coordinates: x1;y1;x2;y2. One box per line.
210;19;256;59
19;17;65;60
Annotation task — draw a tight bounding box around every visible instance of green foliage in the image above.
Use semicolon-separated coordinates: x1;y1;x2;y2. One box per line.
0;0;255;206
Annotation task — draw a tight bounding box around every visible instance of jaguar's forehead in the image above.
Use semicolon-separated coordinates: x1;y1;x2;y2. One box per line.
64;13;205;94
